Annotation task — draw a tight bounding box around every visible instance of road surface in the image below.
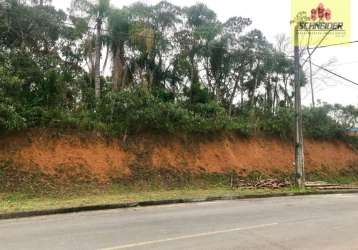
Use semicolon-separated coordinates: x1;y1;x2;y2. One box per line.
1;193;358;250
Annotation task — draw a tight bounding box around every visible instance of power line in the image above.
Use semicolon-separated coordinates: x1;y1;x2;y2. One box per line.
332;60;358;67
311;61;358;87
312;40;358;49
302;39;358;68
301;29;331;67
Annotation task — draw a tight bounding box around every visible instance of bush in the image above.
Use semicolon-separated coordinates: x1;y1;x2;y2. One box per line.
98;87;235;134
0;83;355;142
256;108;294;138
303;106;345;140
0;102;25;132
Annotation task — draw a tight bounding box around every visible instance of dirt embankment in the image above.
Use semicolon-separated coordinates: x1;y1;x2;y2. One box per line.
0;130;357;188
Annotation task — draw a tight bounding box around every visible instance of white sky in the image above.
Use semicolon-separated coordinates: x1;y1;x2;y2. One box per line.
53;0;358;106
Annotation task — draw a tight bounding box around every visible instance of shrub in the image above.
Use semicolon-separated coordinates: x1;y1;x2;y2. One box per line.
0;82;355;142
303;106;345;140
0;102;25;132
98;87;235;134
256;108;294;138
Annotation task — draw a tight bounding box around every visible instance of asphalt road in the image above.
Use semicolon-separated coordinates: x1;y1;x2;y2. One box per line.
1;194;358;250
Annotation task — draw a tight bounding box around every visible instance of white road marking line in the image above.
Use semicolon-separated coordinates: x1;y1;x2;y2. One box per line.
98;222;278;250
332;194;355;198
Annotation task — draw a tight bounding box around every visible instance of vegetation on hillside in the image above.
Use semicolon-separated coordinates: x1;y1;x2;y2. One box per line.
0;0;357;140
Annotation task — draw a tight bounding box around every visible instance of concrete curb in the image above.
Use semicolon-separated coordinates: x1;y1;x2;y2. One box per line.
1;189;358;221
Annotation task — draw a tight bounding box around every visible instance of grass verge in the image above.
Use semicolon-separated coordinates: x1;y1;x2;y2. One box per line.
0;186;310;215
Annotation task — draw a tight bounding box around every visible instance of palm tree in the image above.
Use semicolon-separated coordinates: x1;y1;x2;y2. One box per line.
108;8;130;91
71;0;110;99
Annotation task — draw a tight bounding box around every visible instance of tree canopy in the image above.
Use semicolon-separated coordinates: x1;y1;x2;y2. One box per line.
0;0;357;140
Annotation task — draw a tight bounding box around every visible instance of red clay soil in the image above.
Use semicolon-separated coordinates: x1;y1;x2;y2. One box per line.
0;130;357;184
0;130;132;184
151;136;358;175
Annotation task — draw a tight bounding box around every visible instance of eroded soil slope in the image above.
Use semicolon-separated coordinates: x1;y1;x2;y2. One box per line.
0;130;357;187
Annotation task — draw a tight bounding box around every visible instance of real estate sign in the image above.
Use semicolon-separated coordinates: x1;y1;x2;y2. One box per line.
291;0;351;47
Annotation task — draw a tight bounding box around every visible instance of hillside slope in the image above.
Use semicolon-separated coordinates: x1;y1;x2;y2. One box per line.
0;130;357;189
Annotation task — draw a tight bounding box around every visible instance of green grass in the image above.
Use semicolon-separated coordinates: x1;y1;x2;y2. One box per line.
306;170;358;185
0;186;310;215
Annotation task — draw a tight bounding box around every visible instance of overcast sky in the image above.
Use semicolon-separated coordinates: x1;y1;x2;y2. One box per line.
53;0;358;106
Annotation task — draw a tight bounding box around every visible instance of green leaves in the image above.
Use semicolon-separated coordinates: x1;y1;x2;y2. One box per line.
184;3;216;28
97;0;110;17
0;0;355;146
97;86;235;134
303;104;358;140
0;102;25;132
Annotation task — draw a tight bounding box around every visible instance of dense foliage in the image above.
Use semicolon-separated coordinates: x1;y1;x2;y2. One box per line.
0;0;357;140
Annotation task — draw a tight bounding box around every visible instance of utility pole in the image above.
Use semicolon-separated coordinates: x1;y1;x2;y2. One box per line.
294;25;305;189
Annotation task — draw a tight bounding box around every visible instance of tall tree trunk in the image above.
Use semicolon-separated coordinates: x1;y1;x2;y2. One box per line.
102;45;110;73
204;58;214;92
284;76;288;107
112;42;125;91
190;54;199;85
112;49;120;91
94;17;102;99
307;47;315;108
215;73;222;103
250;77;258;109
250;63;260;109
228;77;240;116
265;81;273;113
273;81;278;113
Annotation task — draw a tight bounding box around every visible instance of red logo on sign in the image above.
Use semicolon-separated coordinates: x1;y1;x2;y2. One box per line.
310;3;331;21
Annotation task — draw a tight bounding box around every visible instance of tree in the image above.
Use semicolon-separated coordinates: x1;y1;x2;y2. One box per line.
148;1;181;89
177;4;219;88
1;0;85;109
3;0;353;145
239;30;272;110
71;0;111;99
108;8;130;91
206;16;252;109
